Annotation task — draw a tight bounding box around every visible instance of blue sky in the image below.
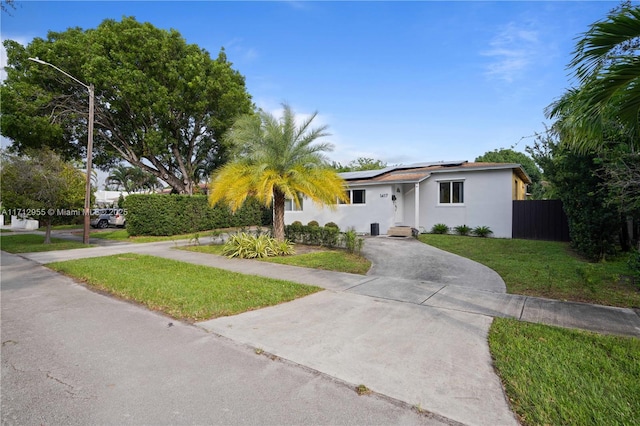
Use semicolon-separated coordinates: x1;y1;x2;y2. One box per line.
0;0;623;168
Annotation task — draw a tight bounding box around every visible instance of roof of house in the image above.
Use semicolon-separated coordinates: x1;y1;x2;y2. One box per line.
341;161;532;185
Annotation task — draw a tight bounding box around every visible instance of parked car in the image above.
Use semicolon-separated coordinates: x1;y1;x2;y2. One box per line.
108;208;126;228
90;208;114;229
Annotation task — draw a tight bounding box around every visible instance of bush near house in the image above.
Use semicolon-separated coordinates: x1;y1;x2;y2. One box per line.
285;222;341;247
124;194;271;236
431;223;450;234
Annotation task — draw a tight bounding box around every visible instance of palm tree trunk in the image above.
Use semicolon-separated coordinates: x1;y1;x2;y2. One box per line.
273;189;286;241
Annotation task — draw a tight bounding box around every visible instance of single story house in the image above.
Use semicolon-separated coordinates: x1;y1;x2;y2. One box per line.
284;161;531;239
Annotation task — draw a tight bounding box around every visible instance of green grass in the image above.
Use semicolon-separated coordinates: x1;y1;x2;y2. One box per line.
91;229;215;243
262;250;371;274
47;253;322;321
37;224;83;231
489;318;640;425
0;234;91;253
419;234;640;308
181;244;372;275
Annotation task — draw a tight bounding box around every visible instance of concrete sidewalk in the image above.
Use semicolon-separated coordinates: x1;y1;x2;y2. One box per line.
19;239;640;338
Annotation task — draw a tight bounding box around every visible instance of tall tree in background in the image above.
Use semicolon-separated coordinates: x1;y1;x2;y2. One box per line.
106;164;161;193
527;130;621;260
0;149;86;243
209;104;349;241
475;148;544;199
1;17;253;194
332;157;387;172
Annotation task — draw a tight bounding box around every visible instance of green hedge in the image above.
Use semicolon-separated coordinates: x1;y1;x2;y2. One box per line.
284;223;341;247
123;194;271;236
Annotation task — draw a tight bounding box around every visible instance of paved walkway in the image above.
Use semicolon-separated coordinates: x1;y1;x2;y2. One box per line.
6;232;640;425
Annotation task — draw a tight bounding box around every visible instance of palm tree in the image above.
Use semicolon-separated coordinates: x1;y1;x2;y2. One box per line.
106;164;161;193
547;5;640;152
105;164;134;192
208;103;348;241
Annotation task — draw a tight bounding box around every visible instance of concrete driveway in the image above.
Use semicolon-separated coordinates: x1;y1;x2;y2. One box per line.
362;236;506;292
198;237;519;425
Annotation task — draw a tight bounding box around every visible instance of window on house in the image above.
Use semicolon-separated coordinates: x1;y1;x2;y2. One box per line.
284;197;303;211
352;189;366;204
339;189;366;204
439;181;464;204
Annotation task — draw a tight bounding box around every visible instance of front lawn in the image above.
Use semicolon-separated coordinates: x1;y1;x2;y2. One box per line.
181;244;372;275
489;318;640;425
419;234;640;308
0;234;91;253
47;253;322;321
90;229;224;244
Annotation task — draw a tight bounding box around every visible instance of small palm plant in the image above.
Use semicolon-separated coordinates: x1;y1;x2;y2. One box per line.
431;223;450;234
472;226;493;238
454;225;472;236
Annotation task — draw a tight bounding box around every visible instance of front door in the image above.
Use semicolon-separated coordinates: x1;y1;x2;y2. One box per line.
393;186;403;225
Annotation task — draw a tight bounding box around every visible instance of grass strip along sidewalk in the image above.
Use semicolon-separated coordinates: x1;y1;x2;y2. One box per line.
47;253;321;322
489;318;640;425
0;234;91;253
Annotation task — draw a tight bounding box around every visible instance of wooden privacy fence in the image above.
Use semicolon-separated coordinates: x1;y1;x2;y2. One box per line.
512;199;570;242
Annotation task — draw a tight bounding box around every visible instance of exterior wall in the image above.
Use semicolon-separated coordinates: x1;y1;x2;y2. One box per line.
512;171;528;200
285;168;518;238
420;169;514;238
284;184;396;234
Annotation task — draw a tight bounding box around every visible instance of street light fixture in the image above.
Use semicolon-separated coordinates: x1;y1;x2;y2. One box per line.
28;57;94;245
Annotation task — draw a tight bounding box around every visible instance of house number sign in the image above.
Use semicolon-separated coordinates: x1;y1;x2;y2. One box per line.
380;193;389;198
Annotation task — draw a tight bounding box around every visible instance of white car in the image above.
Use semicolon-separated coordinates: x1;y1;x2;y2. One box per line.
90;208;114;229
108;208;126;228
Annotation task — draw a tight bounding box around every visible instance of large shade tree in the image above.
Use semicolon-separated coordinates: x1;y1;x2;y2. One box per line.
208;104;349;241
1;17;253;194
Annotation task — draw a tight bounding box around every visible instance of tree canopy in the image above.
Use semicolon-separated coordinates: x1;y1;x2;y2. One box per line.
1;17;254;194
538;2;640;258
332;157;387;172
209;104;348;241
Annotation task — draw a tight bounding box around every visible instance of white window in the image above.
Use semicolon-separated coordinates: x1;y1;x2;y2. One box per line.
438;181;464;204
340;189;366;204
284;197;303;211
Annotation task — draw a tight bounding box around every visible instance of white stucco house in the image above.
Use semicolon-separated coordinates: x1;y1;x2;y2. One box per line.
284;161;531;239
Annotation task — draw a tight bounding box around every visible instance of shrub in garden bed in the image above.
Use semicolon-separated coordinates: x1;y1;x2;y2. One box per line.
222;232;295;259
431;223;450;234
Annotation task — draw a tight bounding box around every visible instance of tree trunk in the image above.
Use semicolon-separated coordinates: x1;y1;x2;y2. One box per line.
44;218;52;244
273;189;286;241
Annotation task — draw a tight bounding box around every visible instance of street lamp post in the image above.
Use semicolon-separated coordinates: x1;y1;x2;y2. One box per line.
28;57;94;245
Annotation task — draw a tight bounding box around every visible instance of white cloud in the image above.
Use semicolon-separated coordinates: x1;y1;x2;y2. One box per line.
481;22;542;83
